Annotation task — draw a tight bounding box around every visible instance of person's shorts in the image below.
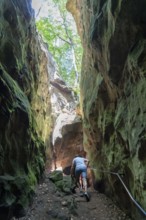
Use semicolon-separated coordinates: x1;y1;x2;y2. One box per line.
75;166;87;179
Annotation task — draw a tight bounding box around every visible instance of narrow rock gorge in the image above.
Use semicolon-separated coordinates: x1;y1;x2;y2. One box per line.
67;0;146;219
0;0;83;219
49;58;83;172
0;0;146;220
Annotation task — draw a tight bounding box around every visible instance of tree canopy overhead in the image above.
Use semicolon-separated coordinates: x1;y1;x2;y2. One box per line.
36;0;82;93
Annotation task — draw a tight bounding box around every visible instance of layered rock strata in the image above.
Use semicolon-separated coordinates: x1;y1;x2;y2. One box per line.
67;0;146;219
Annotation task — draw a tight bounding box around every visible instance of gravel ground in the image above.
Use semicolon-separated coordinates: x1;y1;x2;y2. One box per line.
18;172;132;220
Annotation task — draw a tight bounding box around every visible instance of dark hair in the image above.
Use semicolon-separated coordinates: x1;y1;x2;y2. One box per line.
75;154;82;158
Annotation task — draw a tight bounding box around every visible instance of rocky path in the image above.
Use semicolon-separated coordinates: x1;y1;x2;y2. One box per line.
19;171;132;220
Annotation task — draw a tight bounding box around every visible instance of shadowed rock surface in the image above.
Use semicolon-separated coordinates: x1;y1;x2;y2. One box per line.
0;0;52;218
67;0;146;219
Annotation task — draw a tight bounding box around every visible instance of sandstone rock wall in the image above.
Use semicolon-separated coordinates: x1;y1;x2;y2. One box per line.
0;0;52;218
52;112;83;171
67;0;146;219
49;66;83;172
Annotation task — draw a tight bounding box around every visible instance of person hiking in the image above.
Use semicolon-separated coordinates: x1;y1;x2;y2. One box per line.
71;155;90;201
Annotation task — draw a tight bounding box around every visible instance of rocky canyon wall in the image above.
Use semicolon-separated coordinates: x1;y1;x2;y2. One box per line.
49;64;83;172
67;0;146;219
0;0;52;218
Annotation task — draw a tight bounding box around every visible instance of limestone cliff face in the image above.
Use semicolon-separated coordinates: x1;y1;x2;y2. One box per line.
67;0;146;219
0;0;51;218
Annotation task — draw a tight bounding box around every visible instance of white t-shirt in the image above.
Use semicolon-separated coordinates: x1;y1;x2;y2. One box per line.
73;157;88;170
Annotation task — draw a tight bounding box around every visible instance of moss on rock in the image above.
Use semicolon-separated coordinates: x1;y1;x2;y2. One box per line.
49;170;75;195
0;0;52;218
67;0;146;219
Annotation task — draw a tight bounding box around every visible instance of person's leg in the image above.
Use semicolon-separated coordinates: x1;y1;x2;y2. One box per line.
81;168;90;201
75;169;82;189
75;169;84;197
81;168;87;192
82;176;87;193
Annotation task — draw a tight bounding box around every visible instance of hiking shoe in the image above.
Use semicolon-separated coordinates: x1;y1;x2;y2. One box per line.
79;191;84;197
84;192;90;202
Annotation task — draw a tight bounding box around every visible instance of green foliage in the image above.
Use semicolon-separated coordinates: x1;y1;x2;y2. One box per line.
36;0;82;92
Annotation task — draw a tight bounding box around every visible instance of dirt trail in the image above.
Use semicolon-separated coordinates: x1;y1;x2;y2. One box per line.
19;171;132;220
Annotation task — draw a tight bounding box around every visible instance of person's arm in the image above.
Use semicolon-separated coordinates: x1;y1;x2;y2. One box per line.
84;158;89;167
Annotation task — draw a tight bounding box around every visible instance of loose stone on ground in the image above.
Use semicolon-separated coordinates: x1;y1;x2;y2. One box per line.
19;171;132;220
